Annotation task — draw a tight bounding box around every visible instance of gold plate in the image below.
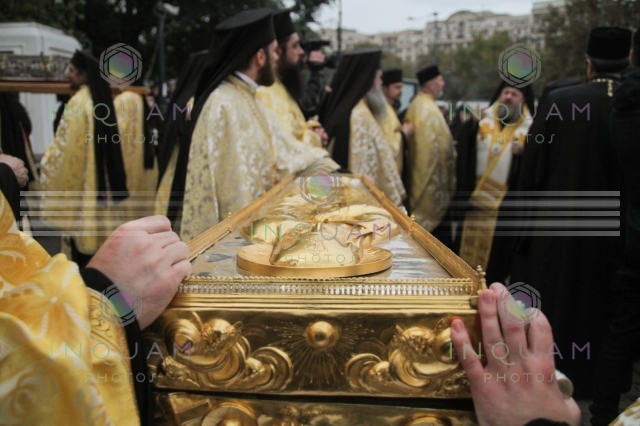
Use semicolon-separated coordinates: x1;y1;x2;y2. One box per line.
237;243;393;278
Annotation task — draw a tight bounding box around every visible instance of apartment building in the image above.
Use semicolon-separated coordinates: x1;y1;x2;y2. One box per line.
318;0;564;63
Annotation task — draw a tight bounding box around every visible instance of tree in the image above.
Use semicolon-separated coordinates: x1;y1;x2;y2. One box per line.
427;32;516;101
541;0;640;84
0;0;81;33
2;0;334;81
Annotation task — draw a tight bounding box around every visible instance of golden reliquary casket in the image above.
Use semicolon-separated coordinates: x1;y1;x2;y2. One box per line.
144;172;487;426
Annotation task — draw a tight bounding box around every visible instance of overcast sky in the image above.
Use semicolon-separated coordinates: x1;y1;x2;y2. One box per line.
309;0;534;34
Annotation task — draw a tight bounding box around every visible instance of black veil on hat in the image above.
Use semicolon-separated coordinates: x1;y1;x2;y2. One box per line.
273;8;296;41
587;27;632;60
167;8;276;224
157;50;208;184
382;68;403;86
489;80;535;117
70;50;128;202
318;48;382;168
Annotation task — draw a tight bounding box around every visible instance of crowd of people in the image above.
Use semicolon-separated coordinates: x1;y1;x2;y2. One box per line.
0;7;638;426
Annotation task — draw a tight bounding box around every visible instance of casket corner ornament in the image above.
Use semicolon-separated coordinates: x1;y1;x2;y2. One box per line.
145;172;483;425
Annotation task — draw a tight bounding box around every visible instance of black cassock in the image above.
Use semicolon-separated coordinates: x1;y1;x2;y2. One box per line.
511;77;626;398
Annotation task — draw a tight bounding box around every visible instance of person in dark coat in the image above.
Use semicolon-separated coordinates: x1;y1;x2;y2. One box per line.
538;77;581;105
511;27;632;398
590;27;640;426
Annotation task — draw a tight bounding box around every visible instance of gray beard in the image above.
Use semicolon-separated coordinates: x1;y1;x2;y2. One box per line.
365;88;388;122
497;103;522;124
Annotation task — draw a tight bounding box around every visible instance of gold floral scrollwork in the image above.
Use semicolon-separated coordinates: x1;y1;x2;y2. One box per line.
201;402;257;426
345;319;469;396
157;312;293;392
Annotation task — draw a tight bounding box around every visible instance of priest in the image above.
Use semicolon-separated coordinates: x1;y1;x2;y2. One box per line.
512;27;632;398
403;64;456;232
380;68;413;178
155;50;208;216
173;9;332;241
0;188;190;425
0;93;38;189
39;50;129;267
257;9;327;148
113;89;158;222
457;81;533;283
0;93;38;220
319;49;405;206
591;27;640;426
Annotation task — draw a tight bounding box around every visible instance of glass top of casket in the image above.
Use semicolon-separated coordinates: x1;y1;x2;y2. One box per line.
183;175;481;296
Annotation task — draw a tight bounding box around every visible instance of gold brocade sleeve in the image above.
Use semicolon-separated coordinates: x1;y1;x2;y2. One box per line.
379;102;404;175
39;86;122;255
181;78;276;240
181;77;331;241
257;80;322;148
348;100;405;206
404;93;456;232
114;91;159;222
0;192;139;425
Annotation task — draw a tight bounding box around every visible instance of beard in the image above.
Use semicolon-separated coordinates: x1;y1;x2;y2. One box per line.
365;87;388;122
278;60;304;101
256;53;276;87
496;102;522;123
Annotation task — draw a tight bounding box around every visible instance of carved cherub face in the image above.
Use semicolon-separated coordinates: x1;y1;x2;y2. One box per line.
200;319;241;353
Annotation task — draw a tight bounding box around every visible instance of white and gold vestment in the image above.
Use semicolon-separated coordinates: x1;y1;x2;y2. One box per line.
257;78;322;147
180;75;332;241
347;99;405;207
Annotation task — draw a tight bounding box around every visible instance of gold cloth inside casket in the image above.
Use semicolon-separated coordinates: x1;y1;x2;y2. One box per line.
145;174;485;426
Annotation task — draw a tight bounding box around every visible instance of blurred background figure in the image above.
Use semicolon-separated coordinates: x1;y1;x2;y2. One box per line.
404;64;456;234
512;27;632;399
457;81;533;284
319;49;405;206
590;27;640;426
257;8;328;148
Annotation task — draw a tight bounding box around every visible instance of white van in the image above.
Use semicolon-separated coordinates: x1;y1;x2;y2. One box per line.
0;22;81;156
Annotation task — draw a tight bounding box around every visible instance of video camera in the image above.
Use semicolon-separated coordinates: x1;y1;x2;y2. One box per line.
300;38;331;52
300;39;339;70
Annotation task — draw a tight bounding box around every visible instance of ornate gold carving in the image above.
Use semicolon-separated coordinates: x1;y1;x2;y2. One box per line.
201;402;257;426
156;313;293;392
155;392;479;425
179;277;475;299
346;319;469;396
305;321;337;349
269;318;373;389
475;266;487;291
